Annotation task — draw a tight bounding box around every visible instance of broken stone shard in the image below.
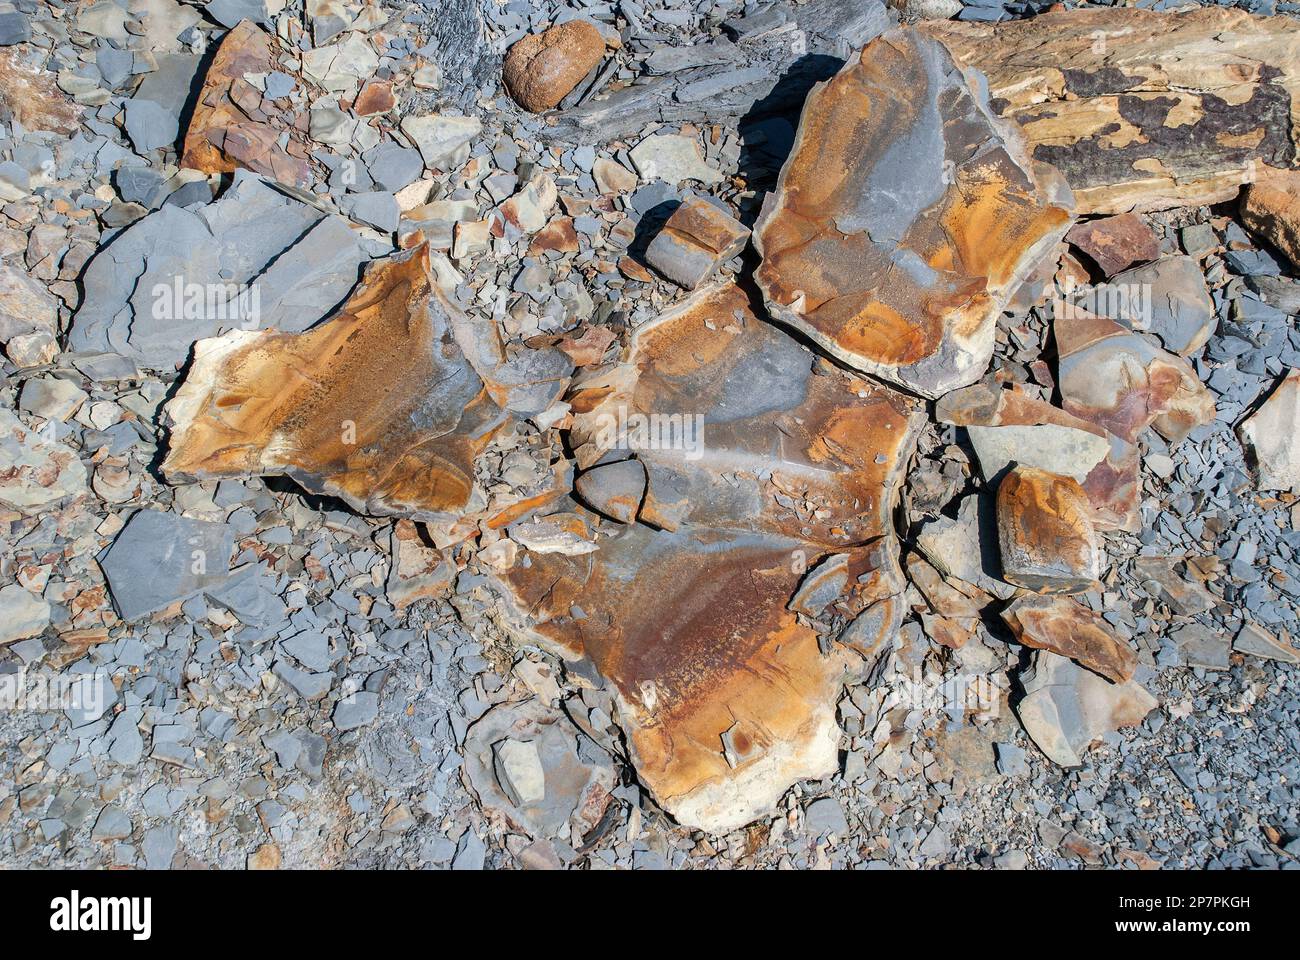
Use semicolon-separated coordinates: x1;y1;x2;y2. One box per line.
0;583;50;647
996;467;1101;595
462;699;615;842
1016;651;1157;768
934;383;1140;530
645;196;750;290
1234;622;1300;665
1075;255;1215;357
926;8;1300;214
496;283;922;833
754;27;1073;398
1002;595;1137;684
1056;307;1217;447
401;114;482;171
502;20;606;113
67;171;367;370
0;409;89;515
99;509;235;622
1238;369;1300;492
386;519;455;610
180;20;313;189
916;495;1016;601
162;244;507;526
628;134;723;186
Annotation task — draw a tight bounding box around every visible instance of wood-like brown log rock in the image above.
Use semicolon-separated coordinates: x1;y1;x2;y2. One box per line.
996;466;1101;595
925;8;1300;214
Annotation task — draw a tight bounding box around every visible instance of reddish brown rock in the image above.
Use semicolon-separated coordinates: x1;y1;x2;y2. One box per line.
180;21;313;189
0;46;83;135
502;20;606;113
527;217;579;255
1056;305;1217;446
495;282;922;833
353;79;395;116
996;466;1101;595
1004;595;1137;683
927;8;1300;215
1241;169;1300;271
754;27;1073;398
645;196;750;289
1065;214;1160;277
162;245;507;526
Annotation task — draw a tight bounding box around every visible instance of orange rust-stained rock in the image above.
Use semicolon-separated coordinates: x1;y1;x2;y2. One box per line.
495;282;923;833
527;217;580;256
353;79;396;116
502;20;606;113
161;245;507;525
645;196;750;290
1241;168;1300;271
754;27;1073;399
996;466;1101;595
925;8;1300;215
1002;595;1138;684
180;21;314;189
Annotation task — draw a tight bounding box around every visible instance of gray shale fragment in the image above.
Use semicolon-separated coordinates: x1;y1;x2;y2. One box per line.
67;171;366;370
99;510;236;622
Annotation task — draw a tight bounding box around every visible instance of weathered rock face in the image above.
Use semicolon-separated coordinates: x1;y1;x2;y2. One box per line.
181;21;314;188
1016;650;1157;767
996;466;1101;595
1002;595;1137;684
494;283;922;833
0;45;82;134
1242;168;1300;271
754;28;1073;398
1239;369;1300;492
926;8;1300;215
162;245;507;526
502;20;606;113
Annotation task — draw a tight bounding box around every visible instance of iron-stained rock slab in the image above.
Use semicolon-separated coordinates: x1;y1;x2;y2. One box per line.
181;20;314;188
754;27;1072;398
495;283;922;833
1003;595;1137;683
996;466;1101;595
162;245;507;525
